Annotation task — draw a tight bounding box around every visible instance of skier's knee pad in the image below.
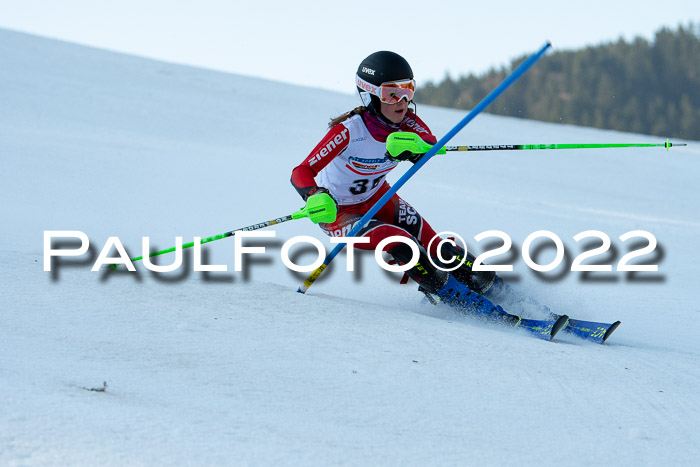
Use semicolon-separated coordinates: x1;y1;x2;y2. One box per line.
436;242;496;295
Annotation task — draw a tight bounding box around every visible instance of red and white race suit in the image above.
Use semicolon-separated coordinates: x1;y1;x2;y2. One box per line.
291;110;442;254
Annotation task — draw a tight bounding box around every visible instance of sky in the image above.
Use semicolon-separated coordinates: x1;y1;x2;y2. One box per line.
0;0;695;95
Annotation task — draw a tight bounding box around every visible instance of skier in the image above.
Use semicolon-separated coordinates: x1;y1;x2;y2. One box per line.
290;51;514;322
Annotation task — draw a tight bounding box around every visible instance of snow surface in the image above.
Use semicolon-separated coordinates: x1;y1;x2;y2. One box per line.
1;28;699;465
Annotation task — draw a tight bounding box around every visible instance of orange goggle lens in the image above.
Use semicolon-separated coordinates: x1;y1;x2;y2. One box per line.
377;80;415;103
357;75;415;104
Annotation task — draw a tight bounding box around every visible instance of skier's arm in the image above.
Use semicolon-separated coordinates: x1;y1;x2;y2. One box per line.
290;123;349;200
290;165;325;200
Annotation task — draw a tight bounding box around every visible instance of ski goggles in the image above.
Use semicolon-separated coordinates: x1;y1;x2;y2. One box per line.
356;75;415;104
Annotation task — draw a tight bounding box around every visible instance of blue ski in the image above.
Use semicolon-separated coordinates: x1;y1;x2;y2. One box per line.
549;314;621;344
421;291;569;341
516;315;570;341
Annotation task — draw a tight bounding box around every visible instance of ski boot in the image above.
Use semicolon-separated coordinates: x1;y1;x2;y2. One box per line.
433;275;521;325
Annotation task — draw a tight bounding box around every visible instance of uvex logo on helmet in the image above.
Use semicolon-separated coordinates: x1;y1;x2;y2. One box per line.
356;76;378;94
361;66;375;76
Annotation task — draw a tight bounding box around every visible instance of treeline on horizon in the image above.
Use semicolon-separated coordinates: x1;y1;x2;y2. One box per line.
416;23;700;141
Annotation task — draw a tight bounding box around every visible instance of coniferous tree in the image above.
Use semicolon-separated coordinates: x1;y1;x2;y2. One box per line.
416;23;700;140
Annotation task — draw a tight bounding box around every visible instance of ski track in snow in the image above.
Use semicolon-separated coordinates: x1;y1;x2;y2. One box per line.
1;28;699;465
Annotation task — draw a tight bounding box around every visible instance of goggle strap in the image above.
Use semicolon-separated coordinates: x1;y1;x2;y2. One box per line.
356;75;415;104
356;75;380;98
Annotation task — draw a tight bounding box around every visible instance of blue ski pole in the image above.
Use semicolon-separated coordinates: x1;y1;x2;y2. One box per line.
298;42;552;294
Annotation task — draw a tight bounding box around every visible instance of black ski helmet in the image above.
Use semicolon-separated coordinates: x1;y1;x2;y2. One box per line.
356;51;414;113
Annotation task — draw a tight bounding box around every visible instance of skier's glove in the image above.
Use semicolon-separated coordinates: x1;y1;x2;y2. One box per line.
293;187;337;224
385;131;446;163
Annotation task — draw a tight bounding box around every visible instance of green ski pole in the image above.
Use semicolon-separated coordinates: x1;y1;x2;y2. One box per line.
386;133;687;157
110;196;337;270
444;139;687;152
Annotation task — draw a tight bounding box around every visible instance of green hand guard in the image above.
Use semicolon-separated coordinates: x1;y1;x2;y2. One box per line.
386;132;446;160
292;193;337;224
